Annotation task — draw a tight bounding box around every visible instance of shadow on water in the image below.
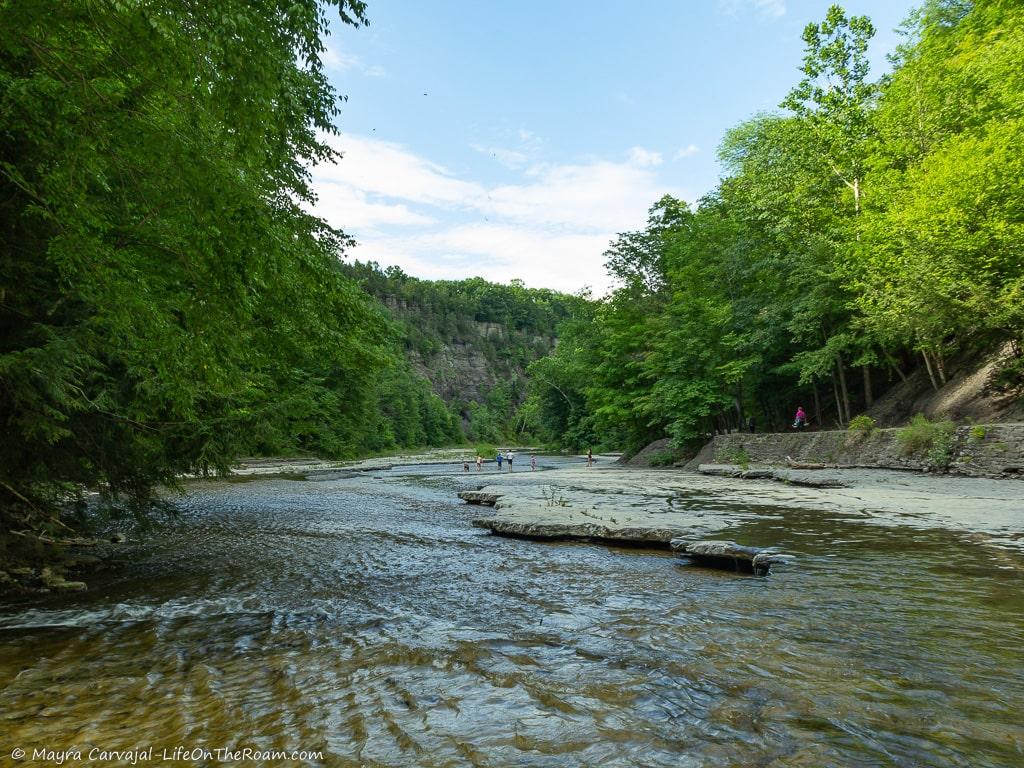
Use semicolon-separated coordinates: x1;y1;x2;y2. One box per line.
1;465;1023;767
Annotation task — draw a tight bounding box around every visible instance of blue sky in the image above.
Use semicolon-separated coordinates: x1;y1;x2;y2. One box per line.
311;0;919;294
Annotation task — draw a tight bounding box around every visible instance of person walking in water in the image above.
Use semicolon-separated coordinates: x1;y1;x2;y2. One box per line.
506;449;514;472
792;406;808;429
463;458;469;472
496;451;503;470
586;448;593;467
530;454;537;471
475;455;482;471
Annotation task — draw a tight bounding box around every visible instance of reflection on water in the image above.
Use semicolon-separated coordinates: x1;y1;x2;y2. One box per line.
2;460;1023;767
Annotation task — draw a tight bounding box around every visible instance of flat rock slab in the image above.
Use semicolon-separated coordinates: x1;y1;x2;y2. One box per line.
671;538;793;575
697;464;775;479
459;490;503;506
697;464;849;488
472;518;679;547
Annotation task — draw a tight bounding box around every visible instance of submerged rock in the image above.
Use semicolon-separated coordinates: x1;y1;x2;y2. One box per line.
40;567;87;591
670;539;793;575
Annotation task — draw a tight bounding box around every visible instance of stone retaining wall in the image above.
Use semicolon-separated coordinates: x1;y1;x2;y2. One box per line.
684;423;1024;477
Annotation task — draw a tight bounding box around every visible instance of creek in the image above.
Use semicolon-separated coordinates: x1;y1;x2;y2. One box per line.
1;458;1022;767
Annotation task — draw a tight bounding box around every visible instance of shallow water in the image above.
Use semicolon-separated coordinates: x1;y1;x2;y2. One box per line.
2;459;1023;767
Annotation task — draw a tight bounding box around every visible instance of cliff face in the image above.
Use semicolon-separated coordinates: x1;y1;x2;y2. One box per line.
342;263;580;439
403;317;555;408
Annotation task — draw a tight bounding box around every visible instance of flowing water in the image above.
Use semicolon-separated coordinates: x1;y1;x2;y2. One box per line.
2;459;1023;767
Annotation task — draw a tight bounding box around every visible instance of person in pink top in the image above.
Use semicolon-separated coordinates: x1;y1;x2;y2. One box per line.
793;406;808;429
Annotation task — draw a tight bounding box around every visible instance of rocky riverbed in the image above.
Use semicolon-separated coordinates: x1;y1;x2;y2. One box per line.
2;454;1022;766
467;461;1024;556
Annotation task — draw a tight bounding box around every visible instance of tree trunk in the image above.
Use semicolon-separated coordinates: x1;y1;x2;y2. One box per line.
922;349;939;391
934;348;947;384
832;370;844;428
862;365;873;408
812;380;822;427
887;355;908;383
836;355;851;424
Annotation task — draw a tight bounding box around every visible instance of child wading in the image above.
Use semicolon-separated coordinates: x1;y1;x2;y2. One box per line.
496;451;503;470
530;454;537;471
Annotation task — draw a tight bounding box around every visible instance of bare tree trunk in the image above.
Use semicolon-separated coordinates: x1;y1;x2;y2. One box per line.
836;355;851;424
887;354;908;383
832;370;844;428
922;349;939;391
934;348;947;384
862;365;873;408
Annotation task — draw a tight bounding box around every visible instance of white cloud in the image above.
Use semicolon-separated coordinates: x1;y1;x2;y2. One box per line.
311;134;691;294
310;183;434;229
674;144;700;159
718;0;786;18
321;40;386;77
315;134;484;207
483;160;665;230
627;146;664;167
354;226;612;294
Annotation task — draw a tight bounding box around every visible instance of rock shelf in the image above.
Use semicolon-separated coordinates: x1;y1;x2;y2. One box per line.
697;464;850;488
670;539;794;575
463;462;1024;573
458;490;503;506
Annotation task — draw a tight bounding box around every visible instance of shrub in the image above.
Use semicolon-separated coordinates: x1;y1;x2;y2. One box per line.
475;444;498;459
847;415;876;436
969;425;987;442
715;446;751;469
897;414;956;468
648;449;678;467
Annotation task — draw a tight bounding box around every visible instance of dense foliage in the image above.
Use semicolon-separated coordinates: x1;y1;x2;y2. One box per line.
529;0;1023;454
0;0;408;547
342;261;583;444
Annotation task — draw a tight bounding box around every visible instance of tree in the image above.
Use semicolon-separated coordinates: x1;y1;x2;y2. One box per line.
781;4;877;215
0;0;386;549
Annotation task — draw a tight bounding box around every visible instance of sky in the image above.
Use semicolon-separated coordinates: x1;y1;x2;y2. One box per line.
311;0;919;295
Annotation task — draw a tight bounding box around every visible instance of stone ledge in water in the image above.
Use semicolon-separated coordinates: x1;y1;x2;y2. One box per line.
697;464;775;479
697;464;849;489
472;518;678;547
670;538;794;575
459;490;504;506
